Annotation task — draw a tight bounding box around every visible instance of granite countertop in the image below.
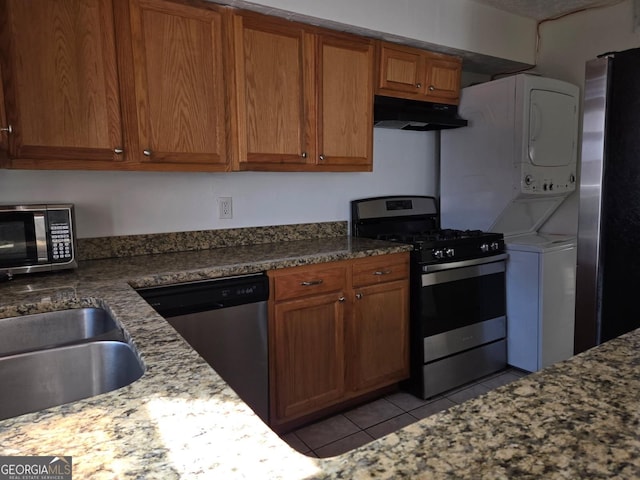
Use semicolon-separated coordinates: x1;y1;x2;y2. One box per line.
1;236;639;479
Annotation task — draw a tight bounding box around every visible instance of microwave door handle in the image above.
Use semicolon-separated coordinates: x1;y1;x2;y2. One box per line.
34;214;48;262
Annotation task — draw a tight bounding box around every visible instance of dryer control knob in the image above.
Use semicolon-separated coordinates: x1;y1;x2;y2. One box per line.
524;175;533;186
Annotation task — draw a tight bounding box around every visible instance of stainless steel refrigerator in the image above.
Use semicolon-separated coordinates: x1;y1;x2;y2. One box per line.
575;48;640;353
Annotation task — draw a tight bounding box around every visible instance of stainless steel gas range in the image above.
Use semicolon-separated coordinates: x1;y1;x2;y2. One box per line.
351;195;507;399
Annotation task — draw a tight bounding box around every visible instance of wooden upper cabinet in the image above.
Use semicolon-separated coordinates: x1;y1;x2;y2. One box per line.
127;0;230;169
232;12;313;170
377;41;462;105
0;0;124;168
378;44;424;94
316;34;373;171
232;12;373;172
424;54;463;103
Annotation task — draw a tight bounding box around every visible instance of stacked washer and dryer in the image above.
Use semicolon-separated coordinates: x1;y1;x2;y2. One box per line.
440;74;580;372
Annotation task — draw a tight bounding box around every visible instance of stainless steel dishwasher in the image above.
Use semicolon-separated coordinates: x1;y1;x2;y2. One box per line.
137;273;269;422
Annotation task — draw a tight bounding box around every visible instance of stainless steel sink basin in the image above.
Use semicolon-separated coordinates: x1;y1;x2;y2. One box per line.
0;341;144;420
0;307;124;357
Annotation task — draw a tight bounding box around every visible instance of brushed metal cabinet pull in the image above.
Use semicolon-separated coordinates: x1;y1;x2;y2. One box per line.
338;296;345;302
114;148;124;154
355;293;363;299
301;279;323;286
428;85;436;91
374;270;392;276
0;125;12;134
143;149;152;156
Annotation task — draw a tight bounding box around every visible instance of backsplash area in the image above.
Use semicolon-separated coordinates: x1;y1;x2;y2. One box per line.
77;222;347;261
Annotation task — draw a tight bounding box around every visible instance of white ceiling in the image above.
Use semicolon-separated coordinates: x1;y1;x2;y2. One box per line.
472;0;623;21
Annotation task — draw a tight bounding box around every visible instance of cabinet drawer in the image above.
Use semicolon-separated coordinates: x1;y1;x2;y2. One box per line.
271;265;347;301
352;253;409;287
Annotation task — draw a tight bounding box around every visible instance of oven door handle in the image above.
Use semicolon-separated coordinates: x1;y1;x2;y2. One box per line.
421;256;506;287
421;253;508;273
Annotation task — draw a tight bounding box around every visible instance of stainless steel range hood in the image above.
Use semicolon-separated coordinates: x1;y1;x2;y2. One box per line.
373;95;468;131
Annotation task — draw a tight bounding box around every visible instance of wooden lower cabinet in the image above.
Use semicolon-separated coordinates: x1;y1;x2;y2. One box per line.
348;279;410;393
268;252;409;428
270;293;346;421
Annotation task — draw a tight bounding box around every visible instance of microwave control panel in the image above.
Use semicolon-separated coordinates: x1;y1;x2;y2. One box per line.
47;209;74;263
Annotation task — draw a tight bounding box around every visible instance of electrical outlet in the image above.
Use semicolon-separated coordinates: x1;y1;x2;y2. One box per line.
218;197;232;219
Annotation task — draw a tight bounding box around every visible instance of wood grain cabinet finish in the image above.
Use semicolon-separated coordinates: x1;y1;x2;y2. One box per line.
268;253;409;427
233;11;374;172
349;253;410;393
0;61;7;166
377;41;462;105
127;0;231;169
0;0;231;171
316;34;373;170
232;13;313;170
269;263;348;424
0;0;124;168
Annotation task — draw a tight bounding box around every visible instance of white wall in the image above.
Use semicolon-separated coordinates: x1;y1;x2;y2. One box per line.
224;0;537;65
535;0;640;235
0;129;438;238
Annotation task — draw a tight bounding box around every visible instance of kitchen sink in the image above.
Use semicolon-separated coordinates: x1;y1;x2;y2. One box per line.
0;341;145;420
0;307;124;357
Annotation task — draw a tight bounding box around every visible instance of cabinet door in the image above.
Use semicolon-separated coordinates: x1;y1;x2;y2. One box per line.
316;34;373;171
348;279;409;393
424;56;461;104
270;293;345;423
377;43;424;95
0;0;123;167
0;61;7;166
128;0;229;169
233;13;314;169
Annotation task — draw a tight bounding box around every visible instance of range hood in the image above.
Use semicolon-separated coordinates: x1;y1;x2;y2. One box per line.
373;95;468;131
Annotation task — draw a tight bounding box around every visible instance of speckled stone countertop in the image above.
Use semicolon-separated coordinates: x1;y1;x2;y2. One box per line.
1;236;640;479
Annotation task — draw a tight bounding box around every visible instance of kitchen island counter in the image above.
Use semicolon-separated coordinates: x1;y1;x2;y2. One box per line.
1;236;639;479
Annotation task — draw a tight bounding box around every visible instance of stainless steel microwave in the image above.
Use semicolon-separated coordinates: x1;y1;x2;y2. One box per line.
0;204;77;278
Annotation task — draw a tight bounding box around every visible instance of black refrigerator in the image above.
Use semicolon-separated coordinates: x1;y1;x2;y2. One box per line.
575;47;640;353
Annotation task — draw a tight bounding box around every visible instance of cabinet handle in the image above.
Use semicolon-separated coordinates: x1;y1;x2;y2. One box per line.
301;152;307;159
428;85;436;91
373;270;391;275
338;296;345;303
0;125;12;134
374;270;392;276
355;293;363;299
114;148;124;154
143;149;152;156
301;279;323;286
319;154;325;161
416;83;422;88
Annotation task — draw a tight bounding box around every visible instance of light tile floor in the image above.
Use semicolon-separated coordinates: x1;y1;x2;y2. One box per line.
280;367;528;458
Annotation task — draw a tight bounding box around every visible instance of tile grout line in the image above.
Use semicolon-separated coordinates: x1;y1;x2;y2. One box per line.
285;368;529;457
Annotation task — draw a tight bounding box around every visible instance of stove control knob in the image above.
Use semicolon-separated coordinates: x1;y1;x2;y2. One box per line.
433;249;444;259
490;241;500;251
445;248;455;258
480;243;490;253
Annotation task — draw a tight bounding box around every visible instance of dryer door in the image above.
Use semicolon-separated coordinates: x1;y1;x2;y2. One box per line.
528;90;578;167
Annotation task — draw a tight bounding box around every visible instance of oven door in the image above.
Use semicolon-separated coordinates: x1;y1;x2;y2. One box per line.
0;210;48;270
419;255;507;362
